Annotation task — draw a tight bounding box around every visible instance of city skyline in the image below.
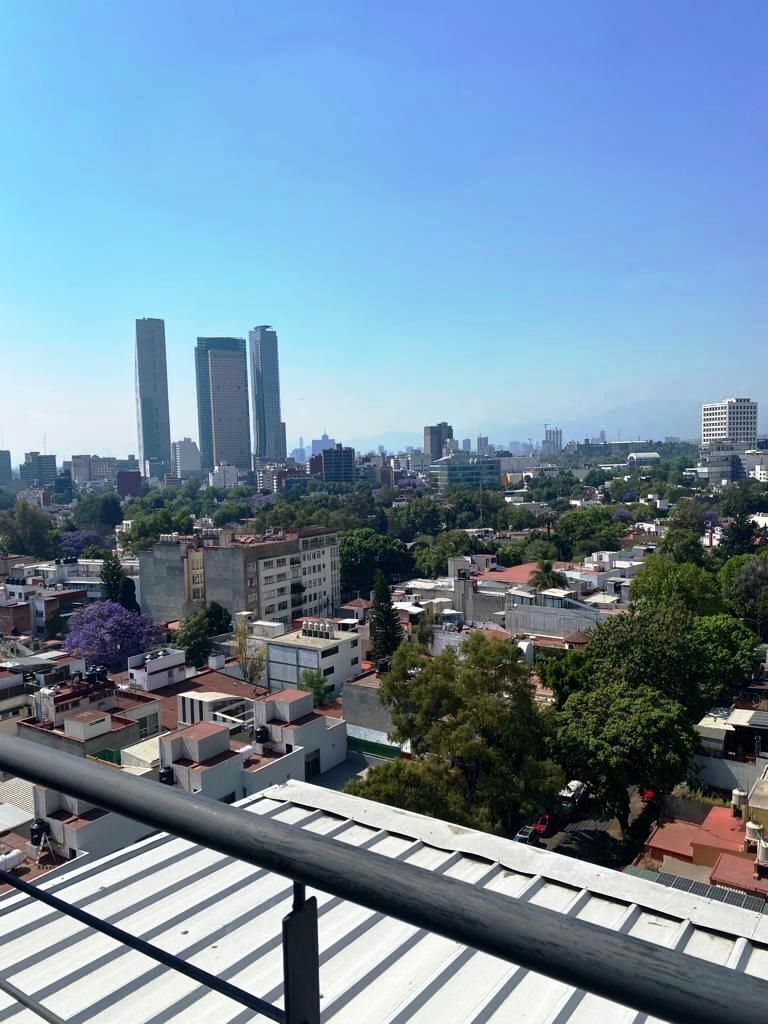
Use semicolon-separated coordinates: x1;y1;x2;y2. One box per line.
1;4;766;458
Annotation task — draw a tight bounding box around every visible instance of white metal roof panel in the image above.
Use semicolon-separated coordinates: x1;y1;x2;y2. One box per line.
1;779;768;1023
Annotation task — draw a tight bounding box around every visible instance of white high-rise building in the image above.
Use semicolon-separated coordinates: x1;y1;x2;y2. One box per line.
170;438;202;479
701;397;758;445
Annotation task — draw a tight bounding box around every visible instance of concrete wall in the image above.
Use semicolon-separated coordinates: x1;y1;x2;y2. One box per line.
242;747;306;795
138;545;197;623
16;720;141;757
690;755;768;794
203;547;249;617
342;682;394;738
505;602;602;639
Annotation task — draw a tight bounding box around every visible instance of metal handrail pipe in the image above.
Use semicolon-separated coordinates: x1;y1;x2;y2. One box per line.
1;733;766;1024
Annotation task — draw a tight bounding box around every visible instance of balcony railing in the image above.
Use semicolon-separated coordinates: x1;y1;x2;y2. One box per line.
0;732;767;1024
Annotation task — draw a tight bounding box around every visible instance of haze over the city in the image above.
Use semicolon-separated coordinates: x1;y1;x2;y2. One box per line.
1;0;765;459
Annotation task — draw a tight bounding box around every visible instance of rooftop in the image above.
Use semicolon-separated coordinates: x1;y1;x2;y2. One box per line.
270;629;353;651
1;779;767;1022
474;561;573;586
165;722;228;741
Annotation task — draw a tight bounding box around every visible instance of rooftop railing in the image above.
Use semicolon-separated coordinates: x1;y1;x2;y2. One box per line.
1;732;768;1024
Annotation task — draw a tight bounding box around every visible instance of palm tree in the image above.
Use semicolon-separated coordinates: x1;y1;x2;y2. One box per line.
529;559;567;591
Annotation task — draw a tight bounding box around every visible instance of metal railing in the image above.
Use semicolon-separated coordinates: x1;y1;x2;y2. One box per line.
1;732;768;1024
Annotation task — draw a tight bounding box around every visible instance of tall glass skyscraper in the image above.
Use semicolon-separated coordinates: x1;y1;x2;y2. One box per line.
135;318;171;474
249;325;286;462
195;337;251;471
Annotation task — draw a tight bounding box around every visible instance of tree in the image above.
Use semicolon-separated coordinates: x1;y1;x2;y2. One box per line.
669;498;706;537
0;500;56;557
719;513;764;558
72;491;123;533
299;668;331;706
656;529;705;566
415;604;436;648
232;620;266;686
725;558;768;639
553;507;624;560
175;610;215;667
346;759;469;824
118;575;141;613
558;683;694;834
206;601;232;635
690;615;758;691
98;492;124;530
64;601;163;672
630;557;723;616
585;602;720;717
528;559;567;591
339;528;413;595
100;551;125;602
59;530;103;559
369;571;404;662
536;648;591;708
374;633;563;834
413;530;473;578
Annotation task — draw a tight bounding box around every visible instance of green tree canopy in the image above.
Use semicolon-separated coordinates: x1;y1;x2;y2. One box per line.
725;558;768;639
630;557;723;616
369;570;404;662
656;528;705;566
0;500;56;557
174;610;214;667
339;528;413;595
553;507;625;560
299;668;332;706
205;601;232;635
690;615;758;690
346;759;470;824
413;530;473;578
558;683;694;833
528;559;568;591
668;498;706;537
100;551;125;602
373;633;563;834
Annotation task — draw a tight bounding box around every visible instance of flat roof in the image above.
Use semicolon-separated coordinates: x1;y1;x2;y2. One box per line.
165;722;227;741
269;630;352;651
1;780;768;1022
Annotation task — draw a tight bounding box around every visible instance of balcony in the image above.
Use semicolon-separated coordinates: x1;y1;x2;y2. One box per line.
0;733;766;1023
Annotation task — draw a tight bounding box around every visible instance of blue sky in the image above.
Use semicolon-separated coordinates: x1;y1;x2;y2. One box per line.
0;0;766;460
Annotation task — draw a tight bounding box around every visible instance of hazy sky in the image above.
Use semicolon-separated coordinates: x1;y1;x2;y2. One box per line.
1;1;766;460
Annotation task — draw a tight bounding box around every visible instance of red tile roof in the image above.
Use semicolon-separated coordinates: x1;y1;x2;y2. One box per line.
474;561;573;585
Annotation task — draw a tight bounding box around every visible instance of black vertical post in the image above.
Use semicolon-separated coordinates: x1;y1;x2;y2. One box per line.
282;881;320;1024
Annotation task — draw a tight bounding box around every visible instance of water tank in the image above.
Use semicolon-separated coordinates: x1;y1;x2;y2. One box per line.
733;789;748;806
0;848;24;872
746;821;764;843
757;839;768;867
238;744;255;761
254;726;269;745
30;818;50;847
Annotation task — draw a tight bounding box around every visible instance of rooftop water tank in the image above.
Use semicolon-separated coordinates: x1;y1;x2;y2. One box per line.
746;821;764;843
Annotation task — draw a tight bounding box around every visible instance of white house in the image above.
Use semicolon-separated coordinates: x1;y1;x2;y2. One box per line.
266;621;362;695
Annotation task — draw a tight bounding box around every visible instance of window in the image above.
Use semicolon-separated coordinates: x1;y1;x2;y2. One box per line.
321;645;339;658
277;572;287;581
351;638;358;648
264;575;274;584
265;604;275;614
278;601;288;611
263;560;274;569
351;657;358;665
323;666;334;677
276;557;286;567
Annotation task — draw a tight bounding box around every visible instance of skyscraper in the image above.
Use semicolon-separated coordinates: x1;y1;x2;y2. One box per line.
195;338;251;471
249;325;286;462
0;450;11;486
135;318;171;475
542;426;563;456
424;422;453;461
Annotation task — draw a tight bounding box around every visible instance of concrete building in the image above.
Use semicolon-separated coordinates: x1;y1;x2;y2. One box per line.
135;318;172;476
321;443;356;483
16;673;162;758
137;534;207;624
170;438;202;479
33;784;156;861
430;452;501;490
424;422;453;461
139;527;341;627
311;432;335;456
0;449;12;486
70;454;118;486
476;435;489;458
702;397;758;445
249;325;286;462
127;647;187;692
266;620;362;695
541;426;562;456
195;337;251;471
208;464;239;489
19;452;56;487
253;687;347;778
0;576;87;638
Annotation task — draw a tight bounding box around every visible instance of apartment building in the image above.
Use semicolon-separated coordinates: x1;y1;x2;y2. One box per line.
266;620;362;695
139;527;340;627
701;397;758;445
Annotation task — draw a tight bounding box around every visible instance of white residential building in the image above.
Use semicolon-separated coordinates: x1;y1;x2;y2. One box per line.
32;784;156;861
170;437;202;479
127;647;187;692
266;621;362;695
701;397;758;445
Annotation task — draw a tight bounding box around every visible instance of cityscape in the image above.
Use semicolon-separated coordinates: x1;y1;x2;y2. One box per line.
1;3;767;1023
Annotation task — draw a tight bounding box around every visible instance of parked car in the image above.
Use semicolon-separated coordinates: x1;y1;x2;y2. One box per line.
558;780;588;815
532;812;559;837
513;826;541;846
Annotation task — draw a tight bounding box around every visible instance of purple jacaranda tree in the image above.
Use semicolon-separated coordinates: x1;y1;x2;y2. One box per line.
64;601;163;672
59;530;103;559
612;508;634;525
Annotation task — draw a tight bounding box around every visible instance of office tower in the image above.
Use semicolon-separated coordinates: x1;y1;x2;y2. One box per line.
462;438;471;452
701;398;758;445
249;325;286;462
195;338;251;471
476;436;489;458
424;422;453;461
321;444;356;483
171;438;202;479
542;426;563;456
19;452;57;487
311;433;335;457
0;450;11;486
135;318;171;476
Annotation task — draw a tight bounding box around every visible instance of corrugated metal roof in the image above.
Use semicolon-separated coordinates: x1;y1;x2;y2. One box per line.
2;779;768;1023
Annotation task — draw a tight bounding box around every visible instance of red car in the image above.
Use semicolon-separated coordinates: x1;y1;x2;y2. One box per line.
532;812;558;837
